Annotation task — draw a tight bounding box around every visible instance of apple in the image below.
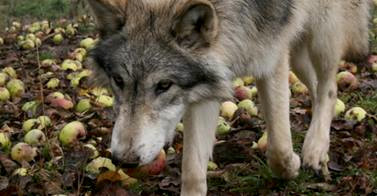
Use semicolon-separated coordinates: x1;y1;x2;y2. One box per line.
80;38;96;50
238;99;258;116
95;95;114;108
339;61;358;74
61;59;82;71
0;73;8;86
37;116;51;128
2;67;17;78
85;157;116;175
334;99;345;117
34;38;42;47
26;33;36;41
41;59;57;67
289;71;299;84
242;76;255;85
207;161;218;171
59;121;86;145
372;63;377;73
336;71;358;90
257;132;268;152
345;107;367;122
0;132;11;150
54;27;65;34
75;99;92;113
66;24;76;37
21;101;40;114
234;86;252;101
47;91;65;100
0;87;10;102
6;79;25;98
232;78;244;88
291;81;308;94
175;122;184;133
24;129;46;146
21;39;35;50
12;21;21;29
74;48;87;57
167;147;176;155
125;149;166;178
46;78;60;89
53;33;64;45
84;144;99;159
40;20;50;33
91;87;110;96
220;101;238;119
216;117;231;135
11;142;37;163
23;119;39;132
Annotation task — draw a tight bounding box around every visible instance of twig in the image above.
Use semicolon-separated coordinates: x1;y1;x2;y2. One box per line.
36;46;45;115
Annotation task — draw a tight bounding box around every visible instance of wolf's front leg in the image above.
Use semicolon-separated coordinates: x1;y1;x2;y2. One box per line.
255;53;300;179
181;100;220;196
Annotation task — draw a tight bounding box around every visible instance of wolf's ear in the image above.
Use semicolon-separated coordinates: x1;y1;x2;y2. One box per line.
87;0;127;38
172;0;218;50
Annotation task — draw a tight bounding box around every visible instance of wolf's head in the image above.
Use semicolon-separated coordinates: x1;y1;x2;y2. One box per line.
87;0;231;165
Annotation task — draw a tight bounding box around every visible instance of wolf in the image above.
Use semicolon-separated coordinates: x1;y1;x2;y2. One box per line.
86;0;370;195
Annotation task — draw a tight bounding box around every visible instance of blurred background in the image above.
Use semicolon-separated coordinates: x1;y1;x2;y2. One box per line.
0;0;89;29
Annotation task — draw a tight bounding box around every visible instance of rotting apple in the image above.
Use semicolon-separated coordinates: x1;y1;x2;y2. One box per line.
59;121;87;145
11;142;37;163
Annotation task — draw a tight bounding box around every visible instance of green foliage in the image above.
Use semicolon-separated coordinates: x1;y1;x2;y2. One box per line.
9;0;71;20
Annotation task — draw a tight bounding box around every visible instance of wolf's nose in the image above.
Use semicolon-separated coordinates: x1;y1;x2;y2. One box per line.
112;153;140;168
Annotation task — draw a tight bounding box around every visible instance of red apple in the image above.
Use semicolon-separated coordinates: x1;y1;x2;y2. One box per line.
125;149;166;178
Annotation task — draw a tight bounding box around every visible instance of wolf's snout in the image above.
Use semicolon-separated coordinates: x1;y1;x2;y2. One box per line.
111;150;140;168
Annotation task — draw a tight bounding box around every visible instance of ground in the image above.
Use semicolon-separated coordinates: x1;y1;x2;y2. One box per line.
0;2;376;196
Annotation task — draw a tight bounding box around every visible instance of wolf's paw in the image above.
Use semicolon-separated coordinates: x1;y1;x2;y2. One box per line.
302;134;329;171
268;152;301;179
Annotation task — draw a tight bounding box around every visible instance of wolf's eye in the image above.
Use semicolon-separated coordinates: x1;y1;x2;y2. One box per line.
112;74;124;89
155;79;173;95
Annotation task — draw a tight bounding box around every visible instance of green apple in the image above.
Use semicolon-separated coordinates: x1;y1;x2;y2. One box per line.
0;73;8;86
61;59;81;71
0;132;11;150
334;99;345;117
2;67;17;78
291;81;308;94
46;78;60;89
11;142;37;163
257;132;268;152
59;121;87;145
75;99;92;113
95;95;114;108
216;117;231;135
53;33;64;45
21;39;35;50
242;76;255;86
6;79;25;98
37;116;51;128
84;144;99;159
232;77;244;88
23;119;39;132
24;129;46;146
85;157;116;175
345;107;367;122
207;161;218;171
41;59;57;67
80;38;96;50
0;87;10;102
238;99;258;116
